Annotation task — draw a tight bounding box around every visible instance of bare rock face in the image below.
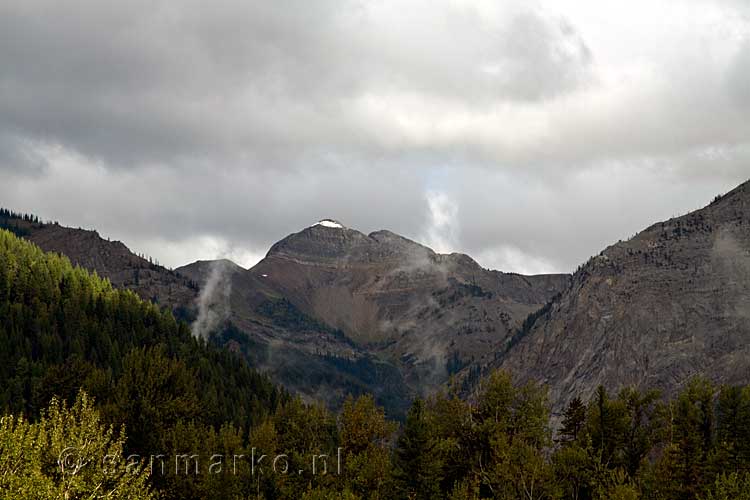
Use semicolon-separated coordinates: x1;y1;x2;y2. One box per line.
250;221;569;392
497;180;750;413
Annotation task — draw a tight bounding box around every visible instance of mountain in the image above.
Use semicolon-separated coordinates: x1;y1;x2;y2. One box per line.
0;212;198;312
496;180;750;413
174;220;568;414
248;220;568;388
174;256;414;414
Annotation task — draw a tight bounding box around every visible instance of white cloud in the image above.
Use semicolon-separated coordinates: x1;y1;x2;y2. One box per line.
475;246;559;276
422;191;460;254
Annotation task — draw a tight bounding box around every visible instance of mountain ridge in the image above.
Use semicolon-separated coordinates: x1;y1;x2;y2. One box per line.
494;178;750;412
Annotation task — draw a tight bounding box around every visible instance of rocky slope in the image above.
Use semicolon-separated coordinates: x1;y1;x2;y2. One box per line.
250;220;569;389
496;180;750;413
174;257;415;414
0;216;198;311
173;221;569;413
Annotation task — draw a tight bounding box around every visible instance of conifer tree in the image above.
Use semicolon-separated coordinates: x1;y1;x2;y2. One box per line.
392;398;442;500
560;396;587;444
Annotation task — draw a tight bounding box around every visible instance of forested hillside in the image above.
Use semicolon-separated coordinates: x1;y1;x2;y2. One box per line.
0;228;288;496
0;228;282;422
4;228;750;499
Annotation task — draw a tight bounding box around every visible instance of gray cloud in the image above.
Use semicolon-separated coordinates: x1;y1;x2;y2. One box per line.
0;1;595;168
0;0;748;274
0;133;49;174
727;39;750;110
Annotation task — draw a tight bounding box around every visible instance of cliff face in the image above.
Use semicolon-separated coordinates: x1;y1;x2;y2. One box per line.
498;180;750;412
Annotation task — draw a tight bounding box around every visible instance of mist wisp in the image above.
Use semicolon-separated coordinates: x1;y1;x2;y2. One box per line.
191;260;233;340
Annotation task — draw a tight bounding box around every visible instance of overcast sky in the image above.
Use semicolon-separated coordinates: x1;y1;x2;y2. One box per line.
1;0;748;274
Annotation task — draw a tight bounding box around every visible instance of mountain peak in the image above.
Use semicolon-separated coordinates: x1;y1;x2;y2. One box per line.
311;219;345;229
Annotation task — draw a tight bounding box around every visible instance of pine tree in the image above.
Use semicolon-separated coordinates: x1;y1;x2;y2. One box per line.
392;399;442;500
560;397;587;444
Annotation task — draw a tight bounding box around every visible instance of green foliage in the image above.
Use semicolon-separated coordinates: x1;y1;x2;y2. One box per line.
594;469;639;500
0;228;283;433
392;398;443;500
560;397;587;443
703;472;750;500
553;438;594;500
0;391;154;499
715;385;750;470
108;346;201;453
340;394;397;499
474;372;557;499
660;378;716;498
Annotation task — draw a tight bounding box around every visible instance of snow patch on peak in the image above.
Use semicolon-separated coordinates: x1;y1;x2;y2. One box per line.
312;219;344;229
